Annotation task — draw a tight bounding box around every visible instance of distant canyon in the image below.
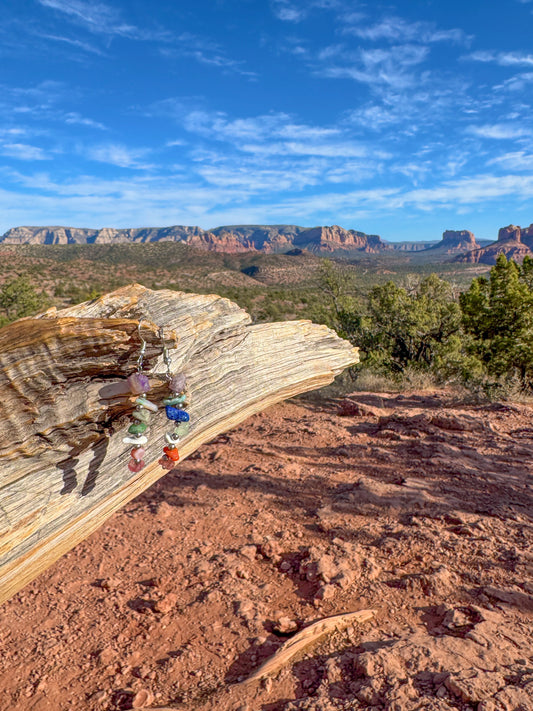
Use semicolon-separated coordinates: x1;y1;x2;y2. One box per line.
1;222;532;265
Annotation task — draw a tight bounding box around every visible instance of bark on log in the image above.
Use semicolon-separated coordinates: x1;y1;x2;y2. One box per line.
0;284;358;604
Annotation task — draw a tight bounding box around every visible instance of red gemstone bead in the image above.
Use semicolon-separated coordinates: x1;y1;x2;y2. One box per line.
128;458;145;473
163;446;180;461
131;447;146;460
158;455;174;470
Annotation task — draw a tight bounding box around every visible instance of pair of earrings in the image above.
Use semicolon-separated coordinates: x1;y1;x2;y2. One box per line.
123;323;190;473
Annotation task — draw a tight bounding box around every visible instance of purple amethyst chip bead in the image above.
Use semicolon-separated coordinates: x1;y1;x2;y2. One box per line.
127;372;151;395
170;372;186;393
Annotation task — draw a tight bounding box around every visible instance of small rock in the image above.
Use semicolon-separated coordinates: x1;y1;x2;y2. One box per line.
315;584;336;601
337;400;381;417
91;690;108;703
236;600;255;620
131;688;154;708
445;670;504;703
365;559;382;581
95;577;121;590
423;566;457;596
477;701;497;711
259;539;282;564
153;593;178;614
157;501;173;518
354;652;376;677
272;616;298;634
97;647;116;665
442;608;473;629
240;544;257;561
316;554;337;583
262;677;273;693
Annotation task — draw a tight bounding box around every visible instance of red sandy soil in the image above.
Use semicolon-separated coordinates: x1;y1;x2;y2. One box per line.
1;391;532;711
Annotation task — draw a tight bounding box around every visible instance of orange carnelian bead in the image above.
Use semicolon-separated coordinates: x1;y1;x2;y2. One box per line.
163;446;180;461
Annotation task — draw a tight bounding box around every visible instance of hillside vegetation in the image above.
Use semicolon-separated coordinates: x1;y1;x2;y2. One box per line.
2;243;531;396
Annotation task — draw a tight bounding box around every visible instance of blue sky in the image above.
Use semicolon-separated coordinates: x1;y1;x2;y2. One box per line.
1;0;533;242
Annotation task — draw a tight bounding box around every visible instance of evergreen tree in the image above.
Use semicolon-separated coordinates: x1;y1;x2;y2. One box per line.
335;274;462;375
460;254;533;390
0;276;48;324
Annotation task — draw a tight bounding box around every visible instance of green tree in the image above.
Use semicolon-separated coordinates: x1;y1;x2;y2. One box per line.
460;254;533;390
0;276;48;325
315;260;362;335
343;274;462;375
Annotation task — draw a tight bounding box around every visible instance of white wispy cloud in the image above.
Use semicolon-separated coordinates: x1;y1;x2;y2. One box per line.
487;150;533;170
33;31;106;55
317;44;429;89
1;143;50;160
85;143;151;168
466;50;533;66
270;0;342;23
272;0;307;23
266;173;533;220
2;79;65;101
160;34;256;77
238;140;383;158
343;16;470;45
64;112;107;130
3;164;533;235
498;72;533;91
37;0;171;41
183;110;341;143
178;109;392;162
0;81;107;133
466;123;530;139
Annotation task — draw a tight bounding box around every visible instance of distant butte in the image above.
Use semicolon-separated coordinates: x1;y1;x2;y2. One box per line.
427;229;479;254
454;224;533;264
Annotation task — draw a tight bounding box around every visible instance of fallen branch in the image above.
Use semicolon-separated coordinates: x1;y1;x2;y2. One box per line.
0;284;358;604
239;609;376;686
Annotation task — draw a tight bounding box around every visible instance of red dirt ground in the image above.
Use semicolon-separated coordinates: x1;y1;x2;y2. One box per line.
1;391;532;711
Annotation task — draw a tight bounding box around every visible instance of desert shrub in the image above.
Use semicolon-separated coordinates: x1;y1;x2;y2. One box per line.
0;276;49;325
330;273;462;378
460;254;533;391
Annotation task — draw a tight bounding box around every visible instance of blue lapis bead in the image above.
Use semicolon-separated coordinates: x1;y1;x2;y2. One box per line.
165;406;190;422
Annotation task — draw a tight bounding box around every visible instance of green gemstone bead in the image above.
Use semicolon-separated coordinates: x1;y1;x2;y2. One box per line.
135;396;158;412
174;422;190;437
163;394;188;406
163;396;179;406
132;409;151;423
128;421;147;435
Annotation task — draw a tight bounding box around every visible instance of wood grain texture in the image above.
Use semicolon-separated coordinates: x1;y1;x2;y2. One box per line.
0;284;358;604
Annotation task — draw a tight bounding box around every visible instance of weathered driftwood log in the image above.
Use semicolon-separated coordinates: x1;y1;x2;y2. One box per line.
0;284;358;604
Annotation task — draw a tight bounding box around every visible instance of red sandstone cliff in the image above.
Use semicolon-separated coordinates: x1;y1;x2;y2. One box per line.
455;224;533;264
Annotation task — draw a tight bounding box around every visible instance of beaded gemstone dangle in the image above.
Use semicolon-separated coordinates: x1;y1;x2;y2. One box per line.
123;321;158;473
158;330;190;470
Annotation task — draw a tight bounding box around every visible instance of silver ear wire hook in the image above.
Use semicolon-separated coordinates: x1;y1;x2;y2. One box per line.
136;320;148;373
159;326;173;382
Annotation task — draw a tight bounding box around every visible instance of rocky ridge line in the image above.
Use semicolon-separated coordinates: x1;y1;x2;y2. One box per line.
0;224;388;255
2;223;532;260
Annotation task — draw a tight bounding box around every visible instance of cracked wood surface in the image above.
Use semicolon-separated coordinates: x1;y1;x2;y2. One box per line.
0;284;358;604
